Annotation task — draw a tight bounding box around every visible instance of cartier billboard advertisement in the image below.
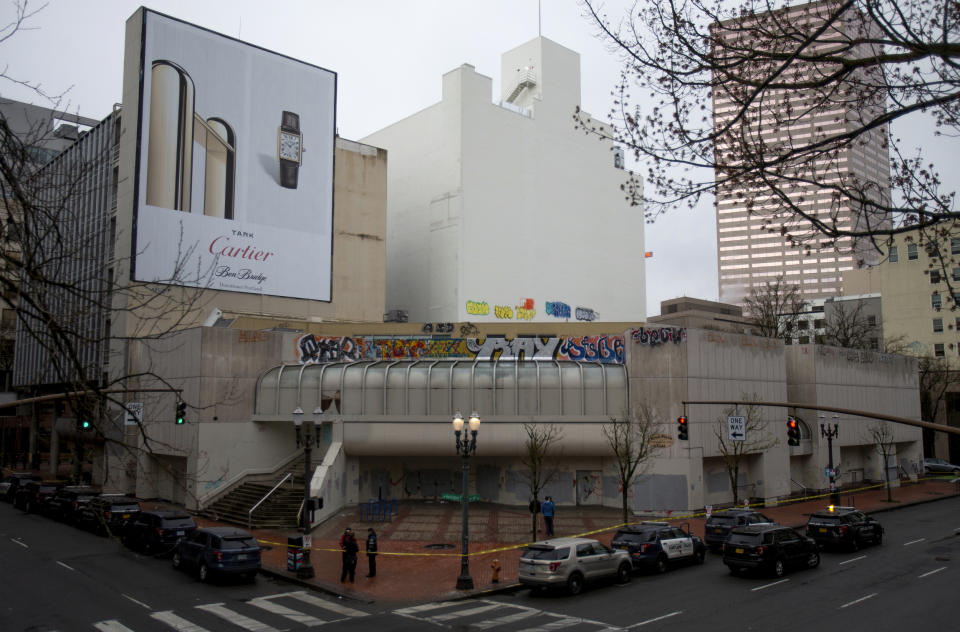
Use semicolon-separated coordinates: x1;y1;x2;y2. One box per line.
131;10;336;300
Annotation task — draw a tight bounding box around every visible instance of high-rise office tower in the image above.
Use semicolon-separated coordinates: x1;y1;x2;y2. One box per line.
712;0;891;305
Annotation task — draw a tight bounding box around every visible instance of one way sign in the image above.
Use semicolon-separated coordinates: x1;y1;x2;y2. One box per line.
727;415;746;442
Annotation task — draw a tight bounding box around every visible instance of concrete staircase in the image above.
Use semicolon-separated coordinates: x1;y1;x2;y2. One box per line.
202;455;308;529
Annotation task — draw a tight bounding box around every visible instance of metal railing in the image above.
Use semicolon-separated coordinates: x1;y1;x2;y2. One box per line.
248;472;292;529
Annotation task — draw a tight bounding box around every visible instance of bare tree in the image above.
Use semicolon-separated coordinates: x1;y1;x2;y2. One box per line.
823;300;876;349
866;420;897;502
602;402;661;524
715;398;778;505
578;0;960;288
742;275;806;339
520;422;564;542
916;355;960;456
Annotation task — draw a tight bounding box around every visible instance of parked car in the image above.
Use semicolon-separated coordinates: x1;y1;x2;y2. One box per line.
12;480;64;513
923;457;960;474
43;486;100;523
519;537;632;595
805;506;883;551
123;510;197;554
76;494;142;536
0;473;42;502
610;522;706;572
172;527;261;582
704;509;775;551
723;524;820;577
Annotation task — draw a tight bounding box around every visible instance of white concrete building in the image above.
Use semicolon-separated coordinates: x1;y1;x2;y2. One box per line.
362;37;645;324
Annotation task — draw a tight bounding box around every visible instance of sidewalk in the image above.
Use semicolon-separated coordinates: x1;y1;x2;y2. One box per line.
148;476;960;606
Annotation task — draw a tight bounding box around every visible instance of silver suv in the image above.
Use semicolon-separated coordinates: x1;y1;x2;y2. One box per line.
519;537;632;595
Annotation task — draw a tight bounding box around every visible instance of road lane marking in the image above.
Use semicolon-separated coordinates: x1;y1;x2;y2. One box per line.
516;617;584;631
752;579;790;591
248;596;325;626
394;601;461;614
123;594;151;610
56;561;75;571
428;603;502;622
839;555;867;565
285;590;369;617
151;611;211;632
903;538;926;546
10;538;27;548
472;606;540;630
840;593;878;609
918;567;947;578
625;611;682;628
195;603;279;632
94;622;136;632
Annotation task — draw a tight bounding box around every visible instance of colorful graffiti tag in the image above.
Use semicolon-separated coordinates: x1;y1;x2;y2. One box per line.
575;307;597;321
465;300;489;316
546;301;571;319
295;334;626;364
630;327;686;346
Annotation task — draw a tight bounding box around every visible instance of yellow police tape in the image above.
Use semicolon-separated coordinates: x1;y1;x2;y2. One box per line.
257;476;955;557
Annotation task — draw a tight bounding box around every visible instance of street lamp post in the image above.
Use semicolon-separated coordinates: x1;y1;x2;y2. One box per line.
819;413;840;506
293;406;322;580
453;410;480;591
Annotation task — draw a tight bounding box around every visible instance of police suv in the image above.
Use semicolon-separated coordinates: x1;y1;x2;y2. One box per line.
610;522;706;573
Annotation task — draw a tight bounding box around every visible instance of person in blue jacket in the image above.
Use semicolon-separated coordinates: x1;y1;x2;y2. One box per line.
541;496;556;537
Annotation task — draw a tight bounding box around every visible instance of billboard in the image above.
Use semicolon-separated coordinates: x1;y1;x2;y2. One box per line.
131;10;336;300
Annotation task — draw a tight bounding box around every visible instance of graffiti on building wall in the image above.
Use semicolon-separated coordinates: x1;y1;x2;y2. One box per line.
575;307;597;321
494;305;514;319
546;301;571;319
294;333;626;364
421;322;454;334
630;327;686;346
466;300;489;316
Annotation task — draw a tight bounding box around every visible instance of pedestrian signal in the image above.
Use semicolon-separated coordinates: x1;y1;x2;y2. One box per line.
677;416;689;441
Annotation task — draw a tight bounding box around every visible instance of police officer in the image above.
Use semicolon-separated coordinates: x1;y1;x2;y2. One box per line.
365;527;378;577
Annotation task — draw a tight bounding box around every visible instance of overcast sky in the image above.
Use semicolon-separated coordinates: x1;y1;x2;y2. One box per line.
11;1;947;320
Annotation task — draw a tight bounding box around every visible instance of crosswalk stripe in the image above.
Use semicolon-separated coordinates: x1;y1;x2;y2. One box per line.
428;603;502;622
248;596;326;626
517;617;591;632
195;603;280;632
284;590;369;618
150;611;212;632
94;622;136;632
472;607;541;630
393;600;462;615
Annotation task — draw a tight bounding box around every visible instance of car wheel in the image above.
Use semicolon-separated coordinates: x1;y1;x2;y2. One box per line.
806;551;820;568
850;537;860;553
655;555;668;574
616;563;632;584
172;551;182;569
772;558;786;578
694;549;706;565
199;563;210;582
566;572;584;596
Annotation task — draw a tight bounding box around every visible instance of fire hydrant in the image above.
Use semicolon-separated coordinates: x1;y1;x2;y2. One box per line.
490;559;501;583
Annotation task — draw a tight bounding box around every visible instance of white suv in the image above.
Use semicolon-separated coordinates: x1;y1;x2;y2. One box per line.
519;537;632;595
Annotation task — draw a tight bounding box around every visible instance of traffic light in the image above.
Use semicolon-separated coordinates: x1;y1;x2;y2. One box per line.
677;416;689;441
175;400;186;425
80;419;92;431
787;416;800;446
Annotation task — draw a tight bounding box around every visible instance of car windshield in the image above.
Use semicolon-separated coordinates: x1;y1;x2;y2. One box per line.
707;515;737;525
220;536;259;550
522;546;570;561
161;517;195;528
809;515;841;524
614;531;656;543
727;532;763;545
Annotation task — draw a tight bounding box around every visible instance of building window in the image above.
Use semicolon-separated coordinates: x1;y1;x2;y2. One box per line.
814;319;825;328
889;246;899;263
867;314;877;326
934;318;944;333
935;343;945;357
931;269;942;283
797;320;809;330
953;237;960;255
932;292;942;309
908;243;919;260
815;335;826;344
798;336;810;344
812;305;824;313
953;268;960;282
869;338;879;350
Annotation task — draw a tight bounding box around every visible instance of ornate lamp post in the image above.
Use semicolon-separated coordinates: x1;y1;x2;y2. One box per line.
453;410;480;590
819;413;840;506
292;406;322;579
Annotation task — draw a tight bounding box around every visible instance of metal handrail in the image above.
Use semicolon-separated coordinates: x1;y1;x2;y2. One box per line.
248;473;292;529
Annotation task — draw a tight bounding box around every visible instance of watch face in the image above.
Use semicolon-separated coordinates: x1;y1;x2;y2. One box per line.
279;131;301;162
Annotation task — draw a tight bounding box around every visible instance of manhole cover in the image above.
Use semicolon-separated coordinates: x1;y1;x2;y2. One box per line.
425;543;455;550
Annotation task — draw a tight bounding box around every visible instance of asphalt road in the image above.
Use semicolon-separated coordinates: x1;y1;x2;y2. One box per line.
2;496;957;631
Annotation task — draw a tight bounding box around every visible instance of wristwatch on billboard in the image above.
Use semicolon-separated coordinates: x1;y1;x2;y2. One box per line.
278;110;302;189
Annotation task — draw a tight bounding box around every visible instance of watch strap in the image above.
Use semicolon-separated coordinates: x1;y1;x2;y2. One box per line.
280;159;299;188
281;110;300;133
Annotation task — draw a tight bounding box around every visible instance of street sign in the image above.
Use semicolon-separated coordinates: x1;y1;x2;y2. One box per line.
125;402;143;426
727;415;746;441
705;505;713;519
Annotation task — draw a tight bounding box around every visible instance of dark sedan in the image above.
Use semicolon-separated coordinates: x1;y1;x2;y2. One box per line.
122;510;197;555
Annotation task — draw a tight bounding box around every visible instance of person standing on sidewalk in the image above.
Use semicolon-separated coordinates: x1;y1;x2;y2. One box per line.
365;527;378;577
541;496;556;537
340;530;359;582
